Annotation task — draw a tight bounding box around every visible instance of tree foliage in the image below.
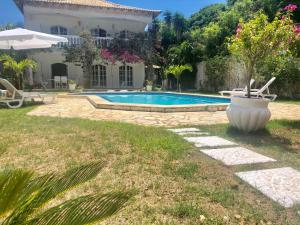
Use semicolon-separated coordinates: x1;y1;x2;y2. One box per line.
156;0;299;94
228;10;300;97
64;32;99;88
189;4;227;29
205;56;230;91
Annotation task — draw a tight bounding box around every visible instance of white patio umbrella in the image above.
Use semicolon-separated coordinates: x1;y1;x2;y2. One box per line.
0;28;68;50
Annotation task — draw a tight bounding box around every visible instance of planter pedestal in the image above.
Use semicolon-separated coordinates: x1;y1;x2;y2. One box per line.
226;96;271;132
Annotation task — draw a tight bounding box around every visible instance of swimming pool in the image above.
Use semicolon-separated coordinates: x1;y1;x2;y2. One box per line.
78;92;230;112
94;93;230;105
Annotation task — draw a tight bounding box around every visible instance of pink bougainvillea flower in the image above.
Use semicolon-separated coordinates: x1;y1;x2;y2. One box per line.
284;4;298;11
236;23;243;38
295;25;300;36
100;49;116;64
120;50;141;64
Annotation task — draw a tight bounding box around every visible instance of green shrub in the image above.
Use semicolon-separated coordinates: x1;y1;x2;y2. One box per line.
205;55;230;91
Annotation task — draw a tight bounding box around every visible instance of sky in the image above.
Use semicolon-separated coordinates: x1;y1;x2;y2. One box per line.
0;0;226;25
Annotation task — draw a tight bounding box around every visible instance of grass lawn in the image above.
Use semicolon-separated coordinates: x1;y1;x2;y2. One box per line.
0;105;300;225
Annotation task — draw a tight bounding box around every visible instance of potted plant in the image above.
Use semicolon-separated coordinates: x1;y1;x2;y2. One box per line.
227;7;300;132
68;79;77;91
145;80;153;91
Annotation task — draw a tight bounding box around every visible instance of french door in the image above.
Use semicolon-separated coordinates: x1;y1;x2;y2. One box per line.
92;65;107;87
119;66;133;88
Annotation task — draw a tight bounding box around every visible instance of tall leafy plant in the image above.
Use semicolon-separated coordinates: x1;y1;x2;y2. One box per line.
64;32;99;88
164;64;193;91
228;7;300;98
205;55;230;91
0;54;37;89
0;161;133;225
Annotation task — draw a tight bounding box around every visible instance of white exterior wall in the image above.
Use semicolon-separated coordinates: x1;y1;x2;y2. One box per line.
24;5;152;35
23;4;153;89
30;51;145;89
30;51;83;87
196;60;246;91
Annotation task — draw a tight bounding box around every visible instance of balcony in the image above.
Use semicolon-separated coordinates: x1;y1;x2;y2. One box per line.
56;35;114;48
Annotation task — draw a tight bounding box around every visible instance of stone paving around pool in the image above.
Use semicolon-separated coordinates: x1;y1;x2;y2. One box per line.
169;128;300;208
27;97;300;127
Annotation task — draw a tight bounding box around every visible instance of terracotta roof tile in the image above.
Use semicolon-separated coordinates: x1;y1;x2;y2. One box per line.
14;0;161;16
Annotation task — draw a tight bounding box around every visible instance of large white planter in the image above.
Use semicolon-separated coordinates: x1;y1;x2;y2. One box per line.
68;83;76;91
226;96;271;132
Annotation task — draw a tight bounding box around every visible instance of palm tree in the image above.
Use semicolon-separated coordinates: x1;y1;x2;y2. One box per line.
0;161;133;225
172;13;186;41
0;54;37;89
163;11;173;28
165;64;193;91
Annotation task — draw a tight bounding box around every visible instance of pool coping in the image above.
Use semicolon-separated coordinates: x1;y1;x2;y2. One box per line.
58;92;230;113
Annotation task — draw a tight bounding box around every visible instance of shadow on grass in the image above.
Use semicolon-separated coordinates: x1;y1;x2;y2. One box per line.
0;101;43;109
274;120;300;130
225;125;297;152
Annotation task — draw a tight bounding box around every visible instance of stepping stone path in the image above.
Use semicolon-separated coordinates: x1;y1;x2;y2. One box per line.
168;128;201;133
177;131;210;136
201;147;276;166
184;136;238;148
236;168;300;208
168;127;300;208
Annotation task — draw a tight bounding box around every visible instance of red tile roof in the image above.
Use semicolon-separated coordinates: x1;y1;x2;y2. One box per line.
14;0;161;17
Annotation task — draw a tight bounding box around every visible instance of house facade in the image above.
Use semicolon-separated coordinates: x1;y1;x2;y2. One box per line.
14;0;161;89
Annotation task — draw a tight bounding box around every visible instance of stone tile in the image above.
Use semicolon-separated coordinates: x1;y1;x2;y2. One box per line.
177;131;210;136
236;167;300;208
27;98;300;127
168;128;200;133
201;147;276;165
184;136;237;148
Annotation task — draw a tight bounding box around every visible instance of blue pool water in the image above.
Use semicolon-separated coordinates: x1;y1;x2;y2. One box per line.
91;93;230;105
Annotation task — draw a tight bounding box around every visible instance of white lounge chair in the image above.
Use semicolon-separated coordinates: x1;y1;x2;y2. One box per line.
54;76;61;89
0;78;56;108
61;76;68;89
220;77;277;101
220;79;255;96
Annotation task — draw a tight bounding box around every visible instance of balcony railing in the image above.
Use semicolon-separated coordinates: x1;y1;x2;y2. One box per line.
56;35;114;48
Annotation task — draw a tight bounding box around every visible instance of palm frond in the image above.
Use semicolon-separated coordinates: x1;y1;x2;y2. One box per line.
0;169;34;217
19;59;38;71
27;192;133;225
0;54;12;62
3;161;106;224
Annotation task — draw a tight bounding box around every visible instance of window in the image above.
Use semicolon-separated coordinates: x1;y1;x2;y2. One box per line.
91;28;107;37
92;65;107;87
119;30;135;39
119;66;133;87
119;30;128;39
50;26;68;35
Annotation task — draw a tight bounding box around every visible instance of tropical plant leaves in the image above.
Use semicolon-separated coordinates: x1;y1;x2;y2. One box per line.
27;192;133;225
0;169;33;217
2;161;108;225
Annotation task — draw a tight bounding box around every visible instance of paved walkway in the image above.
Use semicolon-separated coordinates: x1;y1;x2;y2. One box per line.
169;128;300;208
27;98;300;127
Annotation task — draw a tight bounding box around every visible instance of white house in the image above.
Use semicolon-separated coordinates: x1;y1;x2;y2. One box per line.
14;0;161;89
